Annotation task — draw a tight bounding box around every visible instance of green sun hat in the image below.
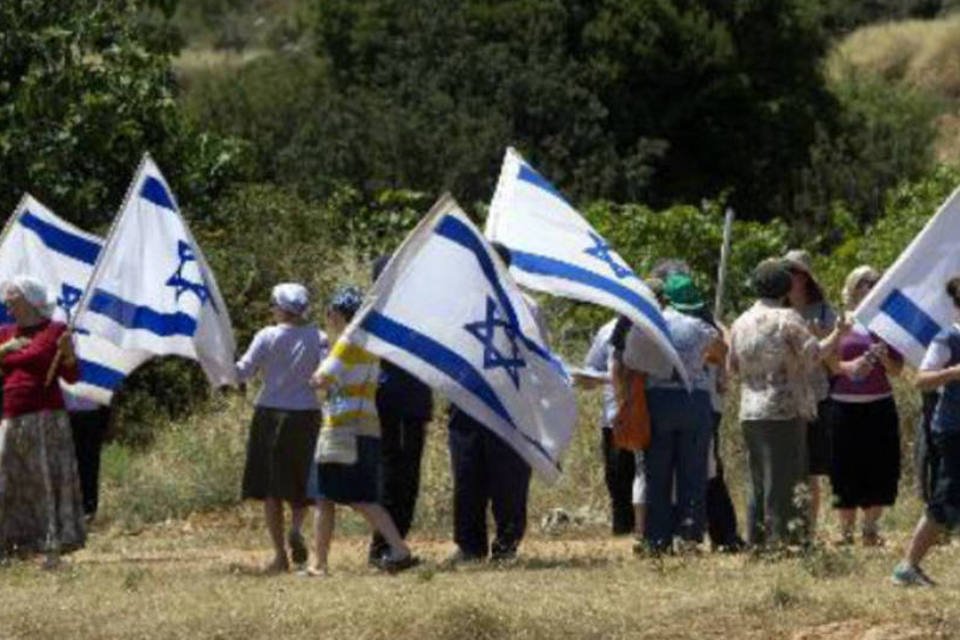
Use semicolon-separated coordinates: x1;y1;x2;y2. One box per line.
663;273;705;312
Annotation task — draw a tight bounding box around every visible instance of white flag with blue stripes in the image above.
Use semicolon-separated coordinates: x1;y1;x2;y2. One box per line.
343;194;577;482
855;186;960;366
485;147;686;385
0;194;150;403
73;154;237;387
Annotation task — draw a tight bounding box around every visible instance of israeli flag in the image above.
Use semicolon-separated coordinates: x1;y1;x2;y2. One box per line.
855;186;960;366
73;154;237;387
0;195;150;403
344;194;577;482
485;147;686;385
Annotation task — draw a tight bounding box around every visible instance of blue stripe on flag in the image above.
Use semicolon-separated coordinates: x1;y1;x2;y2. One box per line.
434;215;556;365
0;306;11;324
140;176;177;211
517;164;569;205
78;359;126;391
361;310;559;469
88;289;197;337
509;250;671;339
19;211;100;266
879;289;941;347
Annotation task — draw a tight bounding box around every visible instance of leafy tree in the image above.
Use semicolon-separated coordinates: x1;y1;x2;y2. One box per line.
790;69;940;231
0;0;246;229
290;0;840;218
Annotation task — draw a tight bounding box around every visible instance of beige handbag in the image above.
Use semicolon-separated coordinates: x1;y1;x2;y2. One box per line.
316;427;358;465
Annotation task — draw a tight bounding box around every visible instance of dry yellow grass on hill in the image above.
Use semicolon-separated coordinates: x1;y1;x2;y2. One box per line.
830;15;960;165
830;16;960;98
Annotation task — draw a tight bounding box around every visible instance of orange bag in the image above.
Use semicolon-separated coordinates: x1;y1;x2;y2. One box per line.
612;370;651;451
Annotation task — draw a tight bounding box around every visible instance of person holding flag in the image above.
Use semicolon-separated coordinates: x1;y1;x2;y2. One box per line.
0;276;85;567
827;266;902;547
447;242;544;563
327;194;577;563
894;277;960;586
620;273;725;553
308;286;418;575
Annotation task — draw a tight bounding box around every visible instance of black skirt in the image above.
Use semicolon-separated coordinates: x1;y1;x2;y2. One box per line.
241;407;320;506
807;400;834;476
829;397;900;509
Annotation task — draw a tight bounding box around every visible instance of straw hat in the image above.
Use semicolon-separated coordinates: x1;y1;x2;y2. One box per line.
782;249;824;302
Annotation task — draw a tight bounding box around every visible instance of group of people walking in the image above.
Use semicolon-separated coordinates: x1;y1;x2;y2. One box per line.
1;245;959;588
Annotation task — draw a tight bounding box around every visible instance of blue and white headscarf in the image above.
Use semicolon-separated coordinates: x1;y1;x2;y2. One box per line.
329;285;364;321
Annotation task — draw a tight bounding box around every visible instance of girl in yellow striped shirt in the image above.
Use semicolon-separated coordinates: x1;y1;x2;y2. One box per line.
307;286;417;575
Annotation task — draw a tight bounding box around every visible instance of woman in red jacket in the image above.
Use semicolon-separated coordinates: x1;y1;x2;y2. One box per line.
0;276;85;566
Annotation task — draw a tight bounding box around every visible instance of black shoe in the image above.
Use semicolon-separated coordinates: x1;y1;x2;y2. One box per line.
288;531;308;567
367;548;389;568
380;554;421;574
442;549;483;567
490;549;518;563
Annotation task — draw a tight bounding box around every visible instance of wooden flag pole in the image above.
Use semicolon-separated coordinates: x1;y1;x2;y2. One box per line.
713;207;735;321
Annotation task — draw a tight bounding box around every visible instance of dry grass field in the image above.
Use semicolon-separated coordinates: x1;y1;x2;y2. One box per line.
2;509;960;640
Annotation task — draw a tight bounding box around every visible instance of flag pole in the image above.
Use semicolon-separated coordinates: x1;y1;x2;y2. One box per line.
713;207;735;321
44;153;151;387
0;193;30;250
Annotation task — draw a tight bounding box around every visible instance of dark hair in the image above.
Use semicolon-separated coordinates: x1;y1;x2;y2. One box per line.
752;258;792;300
948;277;960;309
491;241;513;268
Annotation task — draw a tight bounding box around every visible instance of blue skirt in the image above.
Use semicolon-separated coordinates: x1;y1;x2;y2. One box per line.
310;436;381;504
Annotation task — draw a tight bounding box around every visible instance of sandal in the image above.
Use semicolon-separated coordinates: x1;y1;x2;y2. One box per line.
297;565;329;578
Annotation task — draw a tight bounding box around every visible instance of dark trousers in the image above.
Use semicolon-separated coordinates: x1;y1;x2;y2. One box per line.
601;429;636;535
917;392;940;502
69;408;109;517
448;410;531;559
369;408;428;559
644;389;712;550
706;412;744;549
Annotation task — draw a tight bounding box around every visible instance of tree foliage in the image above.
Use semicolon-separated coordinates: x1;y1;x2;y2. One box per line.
193;0;837;219
0;0;246;229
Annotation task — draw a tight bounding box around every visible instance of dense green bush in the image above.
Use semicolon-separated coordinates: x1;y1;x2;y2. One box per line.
814;164;960;300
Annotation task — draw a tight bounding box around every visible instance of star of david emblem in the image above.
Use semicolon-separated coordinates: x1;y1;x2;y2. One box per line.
463;297;526;389
56;283;83;321
584;231;634;280
166;240;217;311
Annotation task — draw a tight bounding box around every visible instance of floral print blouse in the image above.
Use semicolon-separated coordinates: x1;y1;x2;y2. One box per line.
729;299;820;421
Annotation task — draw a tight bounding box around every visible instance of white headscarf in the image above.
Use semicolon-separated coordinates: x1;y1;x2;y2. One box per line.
270;283;310;318
3;275;55;318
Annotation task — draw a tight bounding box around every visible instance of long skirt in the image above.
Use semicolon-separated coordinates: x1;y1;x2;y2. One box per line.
0;410;86;555
829;397;900;509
